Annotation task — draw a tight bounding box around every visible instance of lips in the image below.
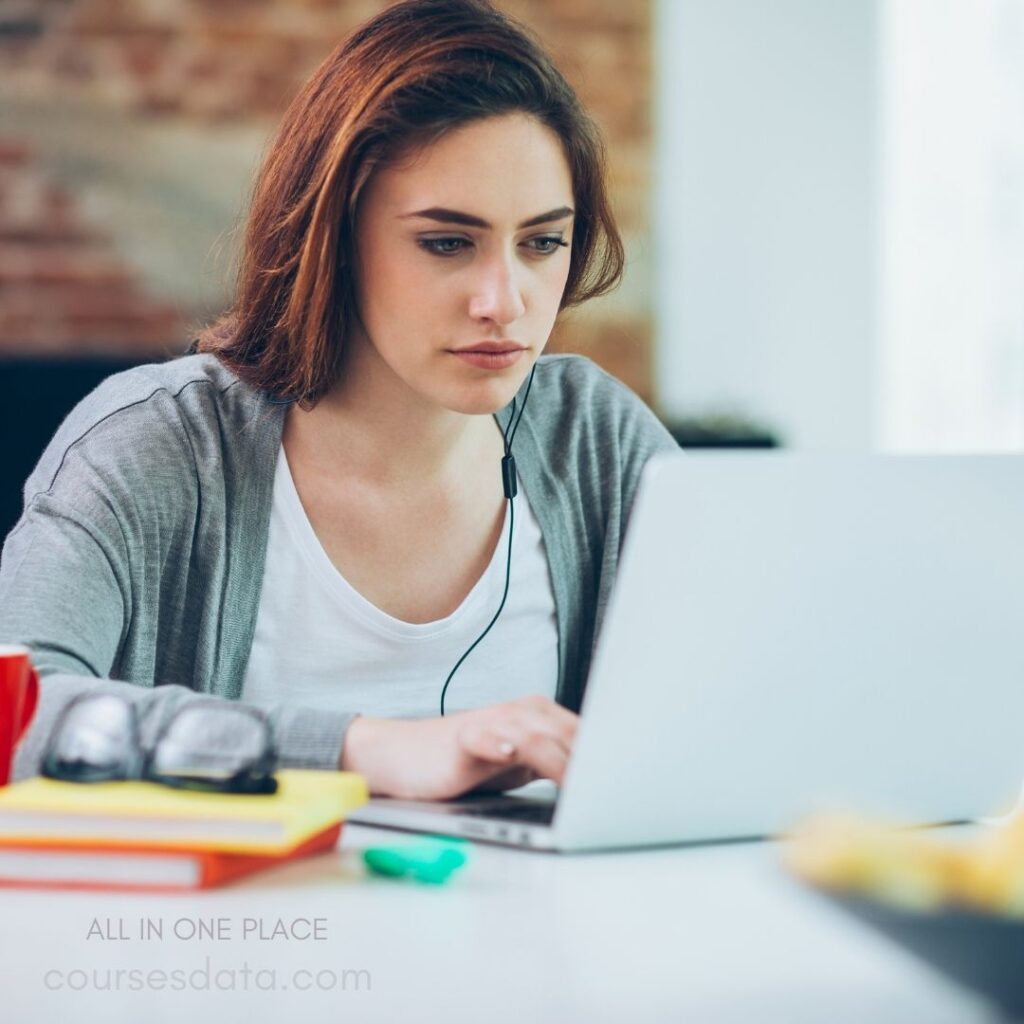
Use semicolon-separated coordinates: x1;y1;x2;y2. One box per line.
448;346;526;370
450;341;525;354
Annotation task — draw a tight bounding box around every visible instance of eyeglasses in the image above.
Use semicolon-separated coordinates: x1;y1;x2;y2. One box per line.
40;693;279;795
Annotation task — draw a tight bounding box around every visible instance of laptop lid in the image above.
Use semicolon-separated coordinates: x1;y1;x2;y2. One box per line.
552;452;1024;850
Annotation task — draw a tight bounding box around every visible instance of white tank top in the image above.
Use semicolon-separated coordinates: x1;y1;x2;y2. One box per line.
241;444;559;718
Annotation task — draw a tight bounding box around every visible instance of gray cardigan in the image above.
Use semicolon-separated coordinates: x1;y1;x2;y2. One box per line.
0;353;677;780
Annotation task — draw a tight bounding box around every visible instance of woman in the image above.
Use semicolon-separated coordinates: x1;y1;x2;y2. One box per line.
0;0;676;799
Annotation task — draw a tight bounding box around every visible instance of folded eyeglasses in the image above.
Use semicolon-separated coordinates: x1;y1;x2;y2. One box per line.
40;692;279;795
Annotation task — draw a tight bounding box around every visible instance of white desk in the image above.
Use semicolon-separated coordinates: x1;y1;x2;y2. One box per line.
1;823;991;1024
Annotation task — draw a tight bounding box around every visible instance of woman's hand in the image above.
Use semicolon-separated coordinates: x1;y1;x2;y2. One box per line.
339;695;578;800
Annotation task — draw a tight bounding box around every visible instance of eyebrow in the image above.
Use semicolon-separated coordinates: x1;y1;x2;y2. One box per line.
400;206;575;230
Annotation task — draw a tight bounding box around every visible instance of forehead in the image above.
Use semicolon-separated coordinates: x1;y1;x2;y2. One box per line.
365;113;574;221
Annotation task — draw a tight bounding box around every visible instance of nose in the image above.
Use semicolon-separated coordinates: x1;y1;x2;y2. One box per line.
467;249;527;326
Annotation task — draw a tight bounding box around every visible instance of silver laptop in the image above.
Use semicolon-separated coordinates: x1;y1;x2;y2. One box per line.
348;451;1024;852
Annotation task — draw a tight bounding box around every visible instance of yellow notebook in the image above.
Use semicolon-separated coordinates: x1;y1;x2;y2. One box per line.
0;770;368;855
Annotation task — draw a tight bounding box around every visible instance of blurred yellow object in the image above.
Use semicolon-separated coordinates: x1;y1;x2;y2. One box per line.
957;815;1024;914
784;811;1024;916
785;813;963;911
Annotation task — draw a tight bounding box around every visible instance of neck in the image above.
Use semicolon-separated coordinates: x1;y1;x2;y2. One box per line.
284;335;505;489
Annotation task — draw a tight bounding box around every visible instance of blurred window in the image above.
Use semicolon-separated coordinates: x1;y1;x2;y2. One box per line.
880;0;1024;451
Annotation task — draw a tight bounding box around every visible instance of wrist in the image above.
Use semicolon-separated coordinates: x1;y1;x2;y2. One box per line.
339;714;373;773
340;715;403;794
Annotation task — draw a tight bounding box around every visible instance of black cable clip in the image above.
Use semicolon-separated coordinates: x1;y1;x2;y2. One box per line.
501;453;518;499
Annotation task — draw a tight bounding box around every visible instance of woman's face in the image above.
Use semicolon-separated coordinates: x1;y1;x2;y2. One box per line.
350;112;575;415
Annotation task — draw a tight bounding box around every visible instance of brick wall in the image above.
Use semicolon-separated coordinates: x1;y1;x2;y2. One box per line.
0;138;183;355
0;0;654;397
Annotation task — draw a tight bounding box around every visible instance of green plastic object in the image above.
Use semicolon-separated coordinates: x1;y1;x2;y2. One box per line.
362;838;469;884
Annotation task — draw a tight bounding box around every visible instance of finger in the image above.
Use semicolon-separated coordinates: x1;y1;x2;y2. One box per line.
505;714;577;762
450;730;541;797
457;722;522;766
515;695;580;749
457;721;568;785
550;706;579;748
499;727;570;785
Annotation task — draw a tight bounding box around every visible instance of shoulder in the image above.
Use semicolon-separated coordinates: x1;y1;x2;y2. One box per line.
24;354;269;504
48;353;259;436
528;352;634;403
523;353;676;463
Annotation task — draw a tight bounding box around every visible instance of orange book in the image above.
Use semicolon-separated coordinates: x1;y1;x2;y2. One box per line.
0;821;343;893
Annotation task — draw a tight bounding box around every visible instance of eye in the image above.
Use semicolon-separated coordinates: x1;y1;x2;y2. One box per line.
417;234;570;258
525;235;569;255
418;237;471;256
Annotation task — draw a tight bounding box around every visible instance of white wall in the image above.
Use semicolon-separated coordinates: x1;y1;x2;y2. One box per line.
878;0;1024;453
653;0;881;450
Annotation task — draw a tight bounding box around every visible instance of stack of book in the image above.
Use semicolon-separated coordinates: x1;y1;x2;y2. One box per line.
0;769;368;892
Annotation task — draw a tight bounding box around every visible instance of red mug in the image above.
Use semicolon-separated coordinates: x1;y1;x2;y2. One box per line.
0;645;39;787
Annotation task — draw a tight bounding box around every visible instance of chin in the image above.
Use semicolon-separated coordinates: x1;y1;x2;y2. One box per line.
443;378;525;416
447;393;517;417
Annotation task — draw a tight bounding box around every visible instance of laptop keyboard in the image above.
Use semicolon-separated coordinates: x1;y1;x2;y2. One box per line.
457;801;556;825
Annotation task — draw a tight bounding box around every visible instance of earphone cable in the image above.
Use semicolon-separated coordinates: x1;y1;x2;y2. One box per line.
439;363;537;716
504;363;536;451
439;493;515;716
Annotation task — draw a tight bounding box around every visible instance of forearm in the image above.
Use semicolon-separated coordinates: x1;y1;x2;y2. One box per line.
13;671;358;782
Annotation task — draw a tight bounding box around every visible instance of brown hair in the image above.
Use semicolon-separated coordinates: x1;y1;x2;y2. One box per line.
194;0;625;406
